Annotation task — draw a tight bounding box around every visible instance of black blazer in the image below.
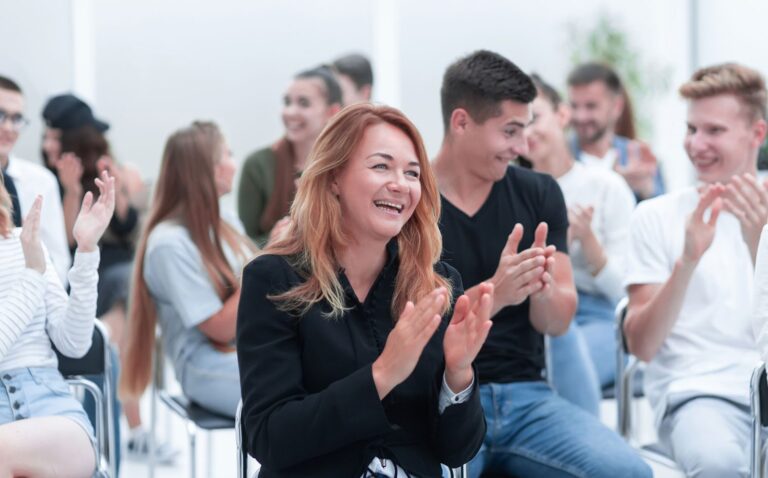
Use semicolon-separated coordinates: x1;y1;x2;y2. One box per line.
236;243;485;478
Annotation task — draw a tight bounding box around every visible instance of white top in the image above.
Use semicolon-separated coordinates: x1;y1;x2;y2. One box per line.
578;147;618;171
6;156;71;286
625;187;760;427
557;162;635;302
0;228;99;372
751;225;768;364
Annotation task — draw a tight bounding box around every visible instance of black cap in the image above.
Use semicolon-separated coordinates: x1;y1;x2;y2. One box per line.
42;94;109;132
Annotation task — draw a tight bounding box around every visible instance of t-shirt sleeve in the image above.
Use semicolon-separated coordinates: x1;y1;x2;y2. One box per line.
540;175;569;254
145;241;223;329
624;200;670;288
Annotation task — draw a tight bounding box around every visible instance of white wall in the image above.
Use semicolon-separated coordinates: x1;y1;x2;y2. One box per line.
2;0;765;198
2;0;74;165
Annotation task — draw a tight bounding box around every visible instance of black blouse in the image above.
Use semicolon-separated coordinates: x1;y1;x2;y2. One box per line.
236;241;485;478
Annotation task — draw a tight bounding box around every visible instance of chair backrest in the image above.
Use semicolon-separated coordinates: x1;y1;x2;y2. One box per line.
53;321;108;377
761;367;768;428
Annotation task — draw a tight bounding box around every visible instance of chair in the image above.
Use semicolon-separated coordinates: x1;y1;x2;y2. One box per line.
751;362;767;478
53;321;117;478
235;400;468;478
614;298;683;472
149;334;235;478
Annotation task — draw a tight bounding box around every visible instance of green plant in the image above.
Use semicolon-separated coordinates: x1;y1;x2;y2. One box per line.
567;12;672;139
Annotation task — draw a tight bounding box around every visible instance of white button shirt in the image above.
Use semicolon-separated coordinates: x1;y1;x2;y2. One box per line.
6;156;71;285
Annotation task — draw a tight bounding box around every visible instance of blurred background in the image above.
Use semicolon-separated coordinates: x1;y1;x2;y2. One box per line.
5;0;768;208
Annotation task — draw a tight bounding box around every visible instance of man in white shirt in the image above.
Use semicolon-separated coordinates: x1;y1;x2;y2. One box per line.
567;62;664;201
0;75;69;285
624;63;767;477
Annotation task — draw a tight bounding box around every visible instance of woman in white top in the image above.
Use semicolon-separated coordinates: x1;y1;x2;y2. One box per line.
0;169;114;477
524;74;636;416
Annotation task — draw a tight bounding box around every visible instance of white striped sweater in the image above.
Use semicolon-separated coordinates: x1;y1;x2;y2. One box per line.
0;228;99;372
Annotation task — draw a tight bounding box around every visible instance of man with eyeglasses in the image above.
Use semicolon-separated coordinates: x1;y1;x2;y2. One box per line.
0;75;69;284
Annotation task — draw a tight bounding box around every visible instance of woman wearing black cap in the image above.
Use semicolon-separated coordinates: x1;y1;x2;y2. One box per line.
41;94;177;464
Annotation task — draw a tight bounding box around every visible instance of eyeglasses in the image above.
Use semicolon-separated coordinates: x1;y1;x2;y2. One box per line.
0;109;29;131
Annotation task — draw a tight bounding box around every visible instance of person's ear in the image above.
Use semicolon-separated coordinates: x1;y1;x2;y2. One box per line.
613;92;625;120
328;103;342;117
450;108;471;135
360;85;372;102
752;118;767;149
557;103;571;129
331;175;340;197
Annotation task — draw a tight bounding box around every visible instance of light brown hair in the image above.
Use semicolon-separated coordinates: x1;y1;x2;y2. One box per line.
680;63;767;122
266;103;452;318
120;121;257;398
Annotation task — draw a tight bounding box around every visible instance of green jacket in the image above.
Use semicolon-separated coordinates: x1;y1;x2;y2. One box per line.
237;146;275;246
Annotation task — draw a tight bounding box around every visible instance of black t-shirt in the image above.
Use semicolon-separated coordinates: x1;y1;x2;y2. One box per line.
439;166;569;384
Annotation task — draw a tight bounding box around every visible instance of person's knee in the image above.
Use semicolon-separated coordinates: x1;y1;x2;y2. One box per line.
589;449;652;478
0;436;16;477
680;444;746;478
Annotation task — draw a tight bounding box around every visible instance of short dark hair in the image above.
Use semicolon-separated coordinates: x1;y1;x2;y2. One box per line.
296;65;343;106
530;73;562;108
567;62;623;95
332;53;373;89
440;50;536;131
0;75;22;94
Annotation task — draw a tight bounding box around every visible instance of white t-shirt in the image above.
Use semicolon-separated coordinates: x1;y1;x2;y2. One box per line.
752;225;768;364
625;187;760;427
578;148;618;171
557;162;635;303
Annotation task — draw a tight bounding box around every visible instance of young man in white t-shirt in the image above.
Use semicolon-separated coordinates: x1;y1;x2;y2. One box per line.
625;63;768;477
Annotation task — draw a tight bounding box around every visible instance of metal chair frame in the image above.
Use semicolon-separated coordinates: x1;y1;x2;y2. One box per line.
149;334;235;478
55;321;117;478
751;362;767;478
614;298;683;472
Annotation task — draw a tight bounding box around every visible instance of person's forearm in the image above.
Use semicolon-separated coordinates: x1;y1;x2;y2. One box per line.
579;232;607;276
625;258;696;361
529;284;577;336
114;185;130;221
62;188;81;248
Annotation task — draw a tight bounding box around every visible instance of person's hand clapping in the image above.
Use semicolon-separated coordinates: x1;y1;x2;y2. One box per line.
722;173;768;263
682;184;724;266
56;153;84;195
529;222;557;301
491;224;549;307
372;287;448;399
20;195;46;274
443;282;494;392
72;170;116;252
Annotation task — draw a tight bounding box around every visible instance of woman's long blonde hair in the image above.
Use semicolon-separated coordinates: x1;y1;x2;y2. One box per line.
120;121;257;399
267;103;451;318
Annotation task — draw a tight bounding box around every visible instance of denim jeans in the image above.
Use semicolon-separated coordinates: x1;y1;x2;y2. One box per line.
549;292;617;415
467;381;651;478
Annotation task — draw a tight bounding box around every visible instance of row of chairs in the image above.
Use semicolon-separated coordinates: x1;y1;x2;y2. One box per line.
60;300;757;477
614;297;768;477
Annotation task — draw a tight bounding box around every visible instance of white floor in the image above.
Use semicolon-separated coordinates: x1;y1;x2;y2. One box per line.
119;382;684;478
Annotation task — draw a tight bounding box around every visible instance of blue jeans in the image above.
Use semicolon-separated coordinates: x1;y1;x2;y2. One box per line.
468;382;651;478
549;292;617;415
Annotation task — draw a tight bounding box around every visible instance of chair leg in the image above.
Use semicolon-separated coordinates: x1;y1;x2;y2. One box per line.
187;421;197;478
149;383;157;478
206;430;213;478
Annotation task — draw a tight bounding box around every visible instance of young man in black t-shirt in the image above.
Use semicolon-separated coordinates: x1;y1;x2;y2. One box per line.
432;50;651;478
